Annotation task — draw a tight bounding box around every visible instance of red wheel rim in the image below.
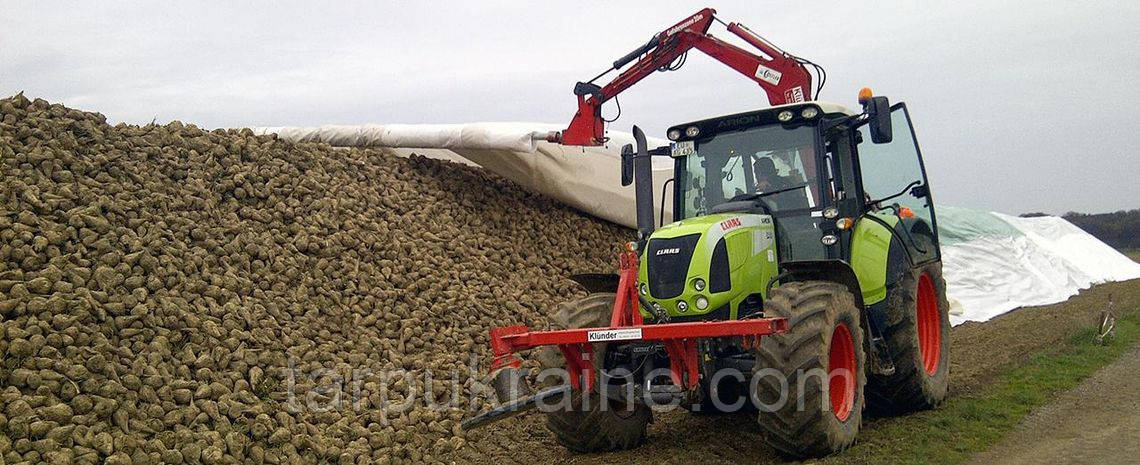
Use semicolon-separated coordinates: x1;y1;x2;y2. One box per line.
828;322;856;421
916;273;942;375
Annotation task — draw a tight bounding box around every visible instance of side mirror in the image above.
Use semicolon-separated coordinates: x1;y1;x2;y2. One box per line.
866;96;893;144
620;143;634;186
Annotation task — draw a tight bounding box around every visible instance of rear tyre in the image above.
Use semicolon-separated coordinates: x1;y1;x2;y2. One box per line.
754;281;865;458
867;261;951;414
537;293;651;452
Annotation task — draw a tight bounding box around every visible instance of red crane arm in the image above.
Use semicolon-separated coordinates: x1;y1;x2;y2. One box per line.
552;8;815;146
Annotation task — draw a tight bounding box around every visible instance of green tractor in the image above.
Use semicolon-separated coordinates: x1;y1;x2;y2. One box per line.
463;8;951;458
538;92;951;457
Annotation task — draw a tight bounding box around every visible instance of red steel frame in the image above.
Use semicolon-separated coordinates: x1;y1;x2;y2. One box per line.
555;7;814;146
488;247;787;394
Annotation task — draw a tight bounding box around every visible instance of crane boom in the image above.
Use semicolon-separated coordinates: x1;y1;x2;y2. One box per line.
551;8;817;146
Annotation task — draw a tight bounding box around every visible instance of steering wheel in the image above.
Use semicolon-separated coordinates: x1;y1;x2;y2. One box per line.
719;192;774;216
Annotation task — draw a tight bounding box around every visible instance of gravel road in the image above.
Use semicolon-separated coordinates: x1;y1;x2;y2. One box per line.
968;343;1140;465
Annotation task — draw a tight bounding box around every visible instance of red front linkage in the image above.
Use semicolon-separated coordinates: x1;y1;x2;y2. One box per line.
487;247;787;393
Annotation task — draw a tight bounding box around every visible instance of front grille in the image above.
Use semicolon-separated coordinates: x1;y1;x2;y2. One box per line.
646;234;701;299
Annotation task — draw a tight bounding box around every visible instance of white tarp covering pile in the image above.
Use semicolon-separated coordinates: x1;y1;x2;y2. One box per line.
257;123;552;153
252;123;675;228
255;123;1140;326
939;207;1140;324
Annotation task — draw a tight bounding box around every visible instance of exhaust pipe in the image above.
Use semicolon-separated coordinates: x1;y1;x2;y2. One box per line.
632;126;655;242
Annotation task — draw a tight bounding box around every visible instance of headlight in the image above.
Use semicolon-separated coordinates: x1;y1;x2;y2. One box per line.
822;207;839;219
639;283;648;295
777;110;794;122
692;278;706;292
685;126;700;138
677;300;689;312
821;234;838;246
695;296;709;310
801;107;819;119
667;129;681;141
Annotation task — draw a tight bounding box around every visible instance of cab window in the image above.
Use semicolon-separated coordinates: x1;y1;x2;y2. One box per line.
857;105;938;263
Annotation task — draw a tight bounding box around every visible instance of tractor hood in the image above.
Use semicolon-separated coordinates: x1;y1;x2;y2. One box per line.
638;213;779;319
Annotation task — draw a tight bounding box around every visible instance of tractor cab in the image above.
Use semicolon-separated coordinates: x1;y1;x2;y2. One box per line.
630;94;941;323
669;102;855;263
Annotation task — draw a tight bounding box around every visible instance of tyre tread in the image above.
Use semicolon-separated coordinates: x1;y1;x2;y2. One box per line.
754;281;865;458
540;292;650;452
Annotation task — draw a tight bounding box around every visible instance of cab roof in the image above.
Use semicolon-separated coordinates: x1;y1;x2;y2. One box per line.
798;101;857;116
666;101;858;142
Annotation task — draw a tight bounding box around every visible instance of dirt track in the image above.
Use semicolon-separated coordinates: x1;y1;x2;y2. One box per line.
966;343;1140;465
447;279;1140;464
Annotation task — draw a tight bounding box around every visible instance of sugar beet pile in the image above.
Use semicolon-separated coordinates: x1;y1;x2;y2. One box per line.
0;94;632;464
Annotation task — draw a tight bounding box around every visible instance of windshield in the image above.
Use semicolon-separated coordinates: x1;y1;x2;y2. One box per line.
677;125;822;219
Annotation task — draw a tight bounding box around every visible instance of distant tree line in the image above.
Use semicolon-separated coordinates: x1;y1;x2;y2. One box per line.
1021;209;1139;249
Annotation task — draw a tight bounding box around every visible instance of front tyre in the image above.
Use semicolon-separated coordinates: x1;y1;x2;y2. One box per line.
867;261;951;414
537;293;651;452
754;281;866;458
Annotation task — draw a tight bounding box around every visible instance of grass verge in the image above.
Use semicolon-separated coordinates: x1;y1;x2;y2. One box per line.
825;313;1138;465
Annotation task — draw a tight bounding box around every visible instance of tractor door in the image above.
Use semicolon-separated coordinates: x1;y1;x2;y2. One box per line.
855;104;940;264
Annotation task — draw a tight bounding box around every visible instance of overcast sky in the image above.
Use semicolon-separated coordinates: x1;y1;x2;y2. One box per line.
3;0;1138;215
